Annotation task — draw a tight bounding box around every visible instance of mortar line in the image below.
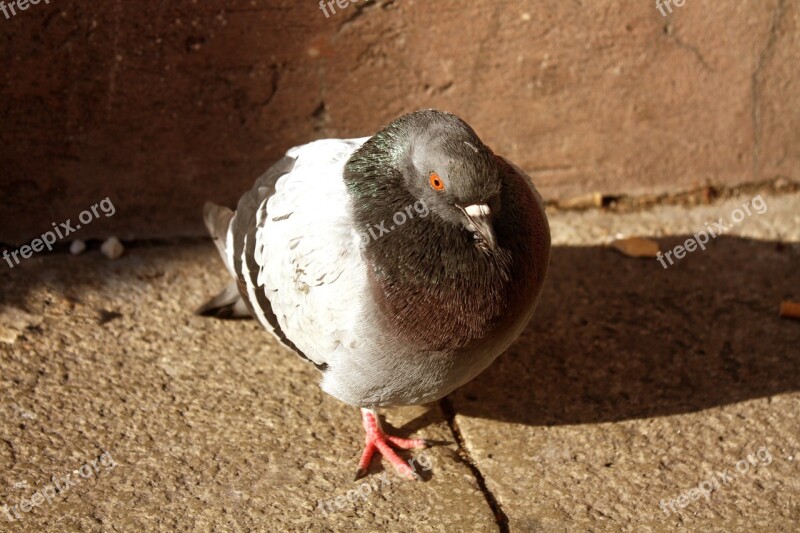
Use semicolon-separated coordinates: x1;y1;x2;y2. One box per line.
440;397;509;533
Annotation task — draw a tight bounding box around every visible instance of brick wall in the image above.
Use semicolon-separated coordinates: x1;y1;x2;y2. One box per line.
1;0;797;243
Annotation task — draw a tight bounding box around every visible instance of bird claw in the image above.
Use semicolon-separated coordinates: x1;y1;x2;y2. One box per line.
355;408;428;481
353;468;368;482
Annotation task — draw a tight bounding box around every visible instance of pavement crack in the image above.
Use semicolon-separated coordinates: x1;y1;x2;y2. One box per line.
440;397;509;533
2;438;17;467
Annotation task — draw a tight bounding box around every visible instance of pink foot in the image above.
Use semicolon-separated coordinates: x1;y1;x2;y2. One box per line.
354;408;427;481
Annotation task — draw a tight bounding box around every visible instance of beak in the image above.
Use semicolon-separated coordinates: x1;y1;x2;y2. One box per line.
459;204;497;251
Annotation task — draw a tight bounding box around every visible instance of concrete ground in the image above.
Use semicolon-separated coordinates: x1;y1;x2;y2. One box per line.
1;192;798;532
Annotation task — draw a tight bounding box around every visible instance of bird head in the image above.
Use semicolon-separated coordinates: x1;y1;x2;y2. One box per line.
399;112;502;252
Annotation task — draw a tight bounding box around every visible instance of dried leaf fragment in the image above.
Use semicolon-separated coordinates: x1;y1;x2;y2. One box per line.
610;237;660;258
779;301;800;321
559;192;604;209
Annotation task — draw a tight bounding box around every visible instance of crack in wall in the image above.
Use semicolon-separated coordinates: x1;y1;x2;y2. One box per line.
334;0;380;36
662;20;713;72
440;397;509;533
751;0;787;179
672;37;713;72
259;64;281;109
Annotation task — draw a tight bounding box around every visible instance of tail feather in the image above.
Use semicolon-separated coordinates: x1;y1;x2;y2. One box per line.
200;203;250;319
196;281;251;319
203;202;234;273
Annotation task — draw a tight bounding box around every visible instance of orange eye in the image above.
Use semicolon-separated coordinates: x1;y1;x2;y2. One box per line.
429;172;445;191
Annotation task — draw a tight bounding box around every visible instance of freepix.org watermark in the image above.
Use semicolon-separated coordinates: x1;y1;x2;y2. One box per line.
317;452;433;517
0;0;53;21
656;195;767;269
318;0;365;18
2;451;116;523
659;446;773;516
358;199;429;246
656;0;687;17
3;197;116;269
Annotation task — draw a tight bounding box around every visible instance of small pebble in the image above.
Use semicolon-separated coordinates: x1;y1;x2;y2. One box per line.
101;237;124;260
69;239;86;255
0;306;43;344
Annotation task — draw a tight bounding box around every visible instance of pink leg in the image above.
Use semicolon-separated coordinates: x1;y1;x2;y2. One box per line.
355;408;428;481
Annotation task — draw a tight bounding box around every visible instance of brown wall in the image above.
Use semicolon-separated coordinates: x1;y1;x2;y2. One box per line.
1;0;797;244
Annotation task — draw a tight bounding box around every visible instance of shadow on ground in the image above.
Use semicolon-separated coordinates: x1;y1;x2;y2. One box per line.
446;235;800;426
2;235;798;430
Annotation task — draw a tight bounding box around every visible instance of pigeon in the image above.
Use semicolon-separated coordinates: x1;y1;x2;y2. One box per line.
199;109;551;480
